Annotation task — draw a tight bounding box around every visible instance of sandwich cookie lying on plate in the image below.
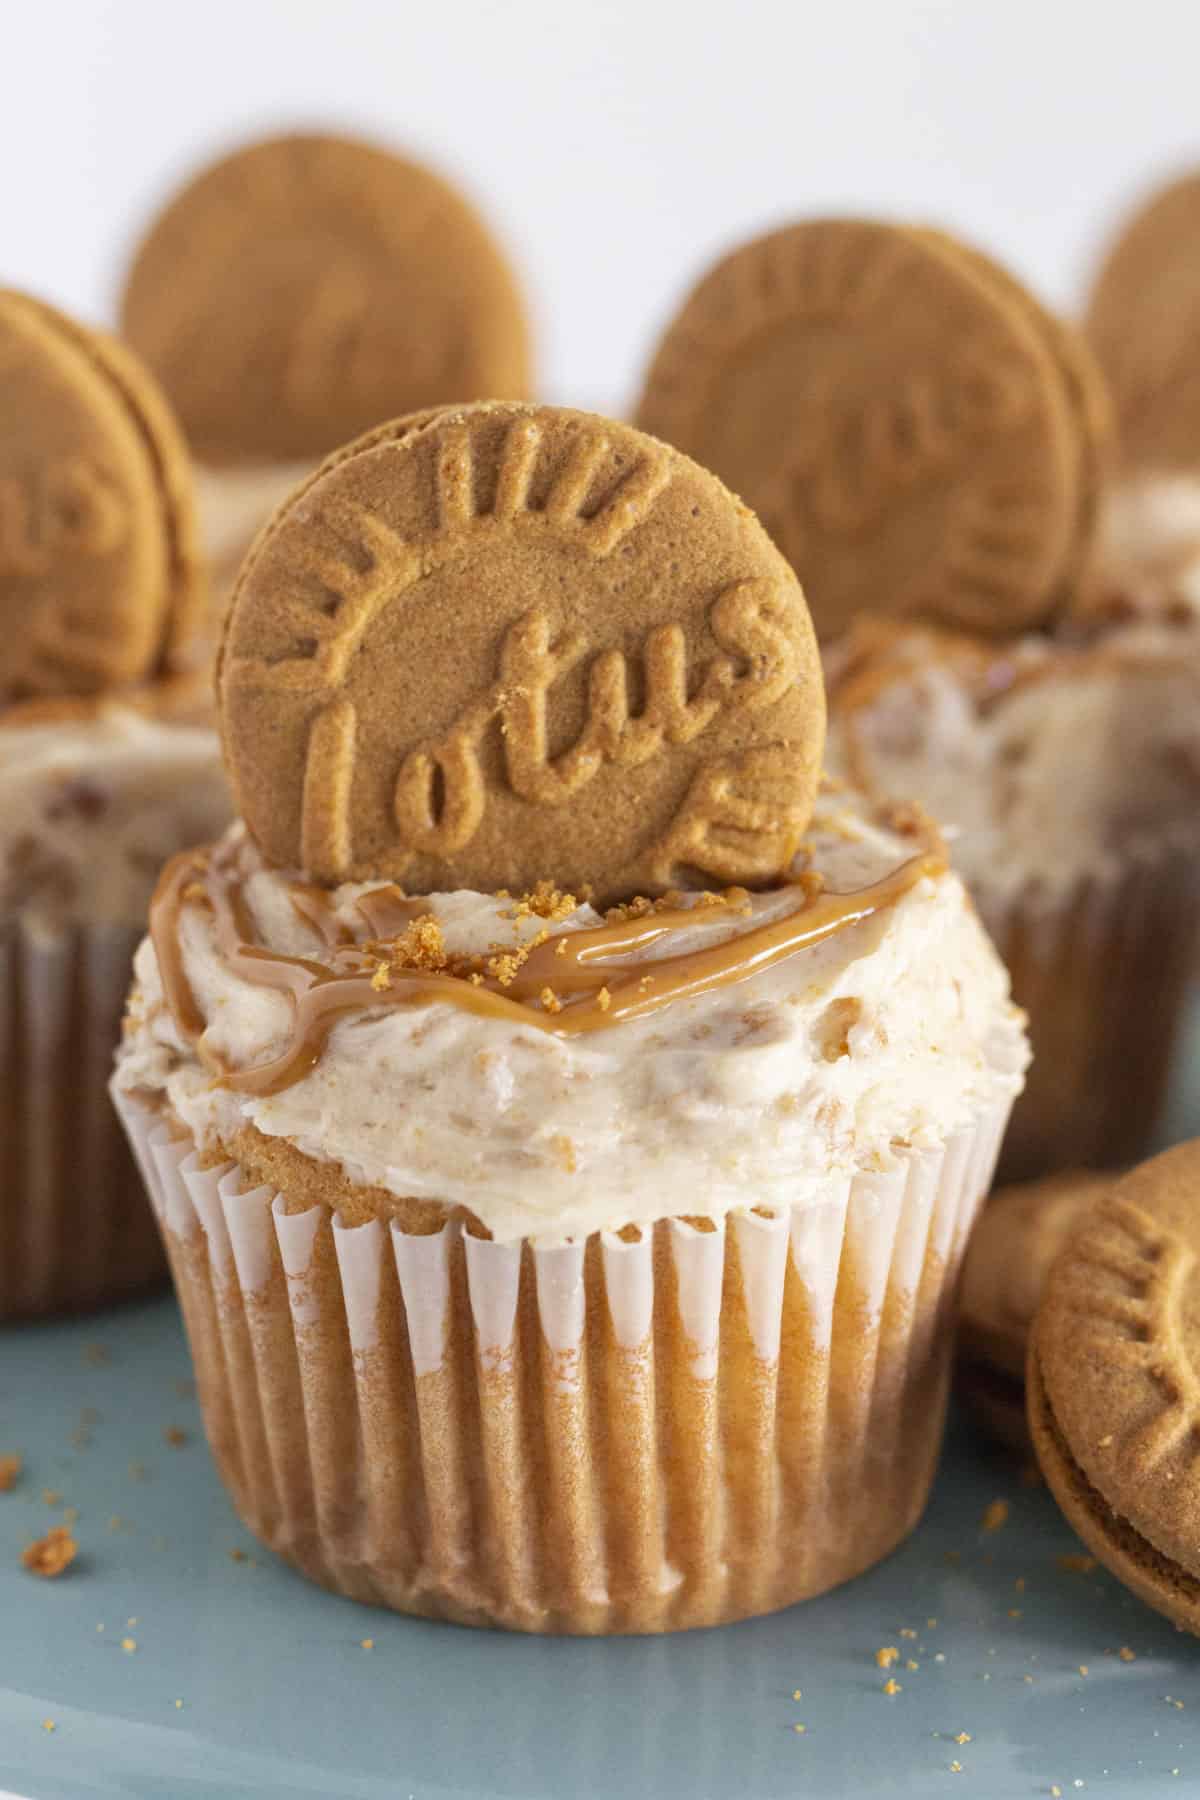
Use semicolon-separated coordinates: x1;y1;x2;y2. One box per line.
1029;1140;1200;1633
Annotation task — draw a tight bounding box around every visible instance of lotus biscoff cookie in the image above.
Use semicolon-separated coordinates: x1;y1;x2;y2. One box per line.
1029;1141;1200;1634
114;400;1027;1630
0;290;203;700
913;228;1114;616
636;219;1102;639
219;402;826;898
120;132;532;468
1085;172;1200;474
958;1170;1110;1452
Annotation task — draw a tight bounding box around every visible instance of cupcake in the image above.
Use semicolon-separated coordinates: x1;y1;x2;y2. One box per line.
113;404;1027;1633
824;612;1200;1180
0;290;230;1317
634;215;1198;1180
119;130;532;617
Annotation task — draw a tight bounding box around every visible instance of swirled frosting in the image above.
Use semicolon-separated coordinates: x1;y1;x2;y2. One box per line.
116;792;1027;1243
0;701;230;936
825;614;1200;903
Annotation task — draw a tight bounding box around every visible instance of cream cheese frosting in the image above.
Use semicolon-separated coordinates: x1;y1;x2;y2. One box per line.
825;620;1200;904
0;704;231;937
195;460;317;585
1097;474;1200;618
116;795;1028;1244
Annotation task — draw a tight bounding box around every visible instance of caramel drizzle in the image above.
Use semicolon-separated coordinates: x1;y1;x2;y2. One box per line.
150;845;945;1099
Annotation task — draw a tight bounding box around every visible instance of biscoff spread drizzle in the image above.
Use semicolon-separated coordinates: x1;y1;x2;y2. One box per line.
150;836;945;1098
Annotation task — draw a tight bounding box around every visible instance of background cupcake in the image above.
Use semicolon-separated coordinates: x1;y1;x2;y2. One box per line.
119;130;533;622
0;290;230;1317
825;615;1200;1179
113;404;1027;1632
635;215;1200;1181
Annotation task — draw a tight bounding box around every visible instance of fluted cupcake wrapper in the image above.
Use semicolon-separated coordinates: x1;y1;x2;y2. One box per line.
114;1085;1010;1634
981;831;1200;1184
0;921;165;1319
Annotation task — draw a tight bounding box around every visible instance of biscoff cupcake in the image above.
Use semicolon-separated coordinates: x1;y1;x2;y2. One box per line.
825;611;1200;1181
119;130;532;620
113;404;1027;1633
0;290;230;1317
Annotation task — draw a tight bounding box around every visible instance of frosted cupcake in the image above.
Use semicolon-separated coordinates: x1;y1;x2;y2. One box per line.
119;130;532;626
825;612;1200;1180
0;290;230;1316
113;405;1027;1632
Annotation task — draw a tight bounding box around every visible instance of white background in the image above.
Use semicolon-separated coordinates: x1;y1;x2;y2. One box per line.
3;0;1198;412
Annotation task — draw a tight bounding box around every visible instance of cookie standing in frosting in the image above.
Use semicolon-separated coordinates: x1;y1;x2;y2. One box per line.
219;404;826;900
120;132;532;468
0;290;204;699
636;220;1107;639
1085;170;1200;478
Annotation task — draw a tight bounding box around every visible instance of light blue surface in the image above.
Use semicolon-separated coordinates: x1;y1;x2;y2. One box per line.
1;1002;1198;1800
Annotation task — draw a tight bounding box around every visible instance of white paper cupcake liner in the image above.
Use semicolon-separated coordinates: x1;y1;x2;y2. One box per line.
0;920;165;1318
979;836;1200;1182
114;1084;1010;1634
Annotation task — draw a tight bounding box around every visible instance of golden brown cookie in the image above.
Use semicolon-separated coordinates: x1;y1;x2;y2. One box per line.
1029;1141;1200;1633
914;229;1114;615
218;402;825;897
636;219;1087;639
120;132;532;467
1085;171;1200;473
958;1170;1110;1453
0;290;203;701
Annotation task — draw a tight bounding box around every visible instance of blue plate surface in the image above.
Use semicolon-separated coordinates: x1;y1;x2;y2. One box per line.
1;1003;1198;1800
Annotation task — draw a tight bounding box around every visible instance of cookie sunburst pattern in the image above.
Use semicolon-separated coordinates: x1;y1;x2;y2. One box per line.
225;417;674;706
1065;1199;1200;1475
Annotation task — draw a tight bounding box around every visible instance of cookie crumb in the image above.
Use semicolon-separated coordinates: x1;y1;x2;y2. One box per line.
906;1659;919;1671
174;1699;183;1710
360;1638;374;1650
228;1547;248;1563
875;1646;899;1668
954;1732;971;1745
1118;1646;1136;1662
0;1454;22;1492
950;1762;963;1774
42;1719;55;1733
882;1678;902;1696
793;1723;807;1734
121;1637;137;1654
981;1498;1009;1532
792;1689;802;1701
1057;1553;1096;1574
41;1488;61;1507
21;1526;77;1578
163;1426;188;1448
1078;1665;1088;1677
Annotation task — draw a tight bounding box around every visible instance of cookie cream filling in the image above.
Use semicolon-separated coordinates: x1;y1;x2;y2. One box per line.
824;619;1200;905
116;795;1027;1244
0;704;230;937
